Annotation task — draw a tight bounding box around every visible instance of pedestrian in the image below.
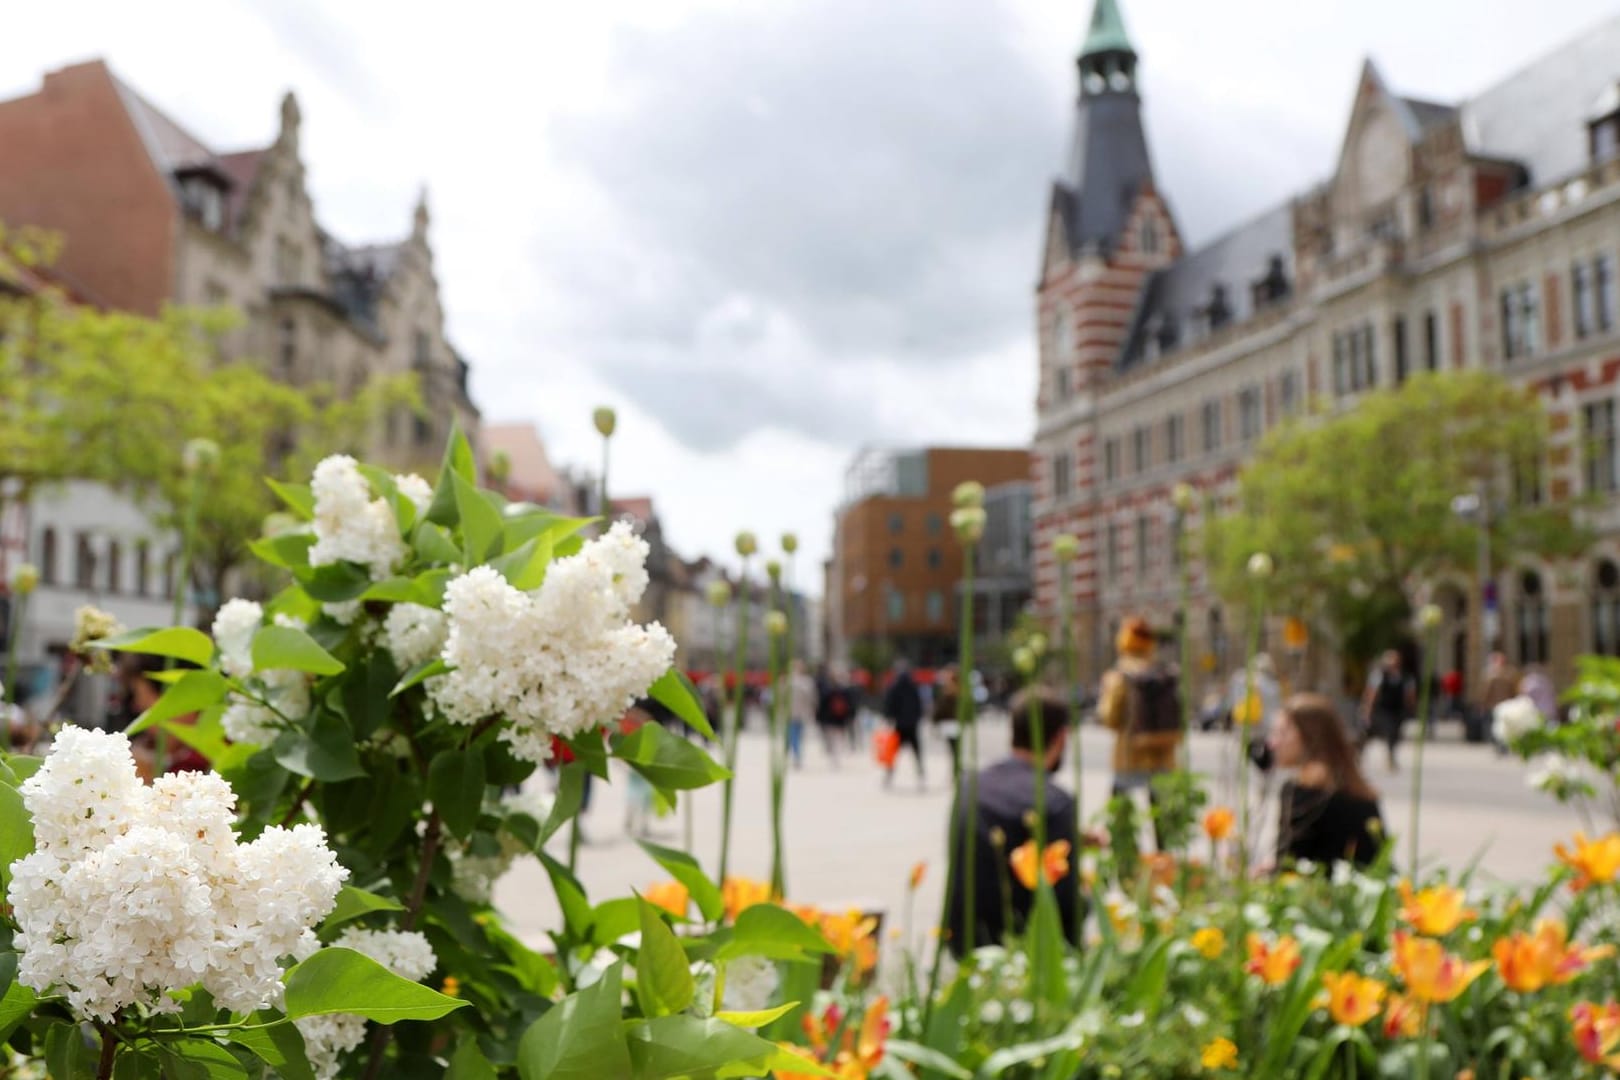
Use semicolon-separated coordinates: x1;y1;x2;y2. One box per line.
787;659;816;769
931;663;964;782
1518;665;1558;726
943;687;1082;955
1481;650;1520;752
1266;693;1384;870
1097;616;1182;847
1360;649;1414;772
815;665;856;763
882;659;925;789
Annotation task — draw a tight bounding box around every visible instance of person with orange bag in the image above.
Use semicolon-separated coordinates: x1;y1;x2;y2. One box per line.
881;659;925;790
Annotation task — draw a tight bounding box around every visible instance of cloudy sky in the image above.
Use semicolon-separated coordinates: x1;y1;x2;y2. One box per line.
10;0;1616;586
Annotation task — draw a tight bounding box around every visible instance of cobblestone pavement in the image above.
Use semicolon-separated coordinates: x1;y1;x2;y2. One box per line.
493;711;1584;948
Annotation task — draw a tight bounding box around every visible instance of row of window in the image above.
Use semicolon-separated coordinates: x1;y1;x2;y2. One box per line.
1501;255;1617;362
879;588;949;625
886;513;945;537
1101;513;1183;584
33;529;178;599
883;547;945;571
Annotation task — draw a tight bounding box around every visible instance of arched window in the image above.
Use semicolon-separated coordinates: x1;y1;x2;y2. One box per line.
278;318;297;377
74;533;94;589
107;540;122;594
1515;569;1549;665
39;527;58;585
1593;559;1620;656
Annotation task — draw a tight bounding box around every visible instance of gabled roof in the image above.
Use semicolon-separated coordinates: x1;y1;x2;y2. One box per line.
112;74;220;176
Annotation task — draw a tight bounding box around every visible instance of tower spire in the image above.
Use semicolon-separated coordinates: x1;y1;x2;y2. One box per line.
1080;0;1134;59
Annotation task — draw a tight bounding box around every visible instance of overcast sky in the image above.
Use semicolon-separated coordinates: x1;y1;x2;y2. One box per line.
9;0;1616;588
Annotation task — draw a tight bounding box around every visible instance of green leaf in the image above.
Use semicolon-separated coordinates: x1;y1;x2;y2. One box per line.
0;980;38;1044
343;652;399;740
610;723;730;792
156;1039;252;1079
539;852;594;938
127;670;230;736
591;897;643;947
718;904;832;962
623;1015;829;1079
649;669;716;740
428;748;488;841
454;472;505;566
157;710;227;766
91;625;215;667
272;712;366;781
978;1032;1086;1077
537;767;586;846
427;425;479;527
249;531;316;571
516;962;631;1080
391;658;450;698
714;1003;798;1029
637;839;725;923
0;782;33;894
323;885;405;930
293;561;373;603
1027;886;1070;1013
267;478;316;519
489;534;553;592
1;754;42;784
503;511;594;551
46;1021;98;1079
284;947;466;1022
252;625;345;676
227;1015;315;1080
446;1040;498;1080
882;1040;973;1080
636;898;696;1017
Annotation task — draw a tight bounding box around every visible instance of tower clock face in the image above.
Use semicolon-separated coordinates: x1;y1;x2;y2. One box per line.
1109;71;1132;92
1085;72;1106;95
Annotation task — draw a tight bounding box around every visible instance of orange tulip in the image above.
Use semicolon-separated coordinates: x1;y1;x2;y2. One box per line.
1202;806;1235;842
1391;931;1490;1004
1009;839;1071;890
909;862;926;890
1397;880;1476;936
1570;1001;1620;1069
1143;851;1176;889
1383;993;1425;1039
819;909;880;976
1555;832;1620;892
643;880;690;919
1317;971;1386;1027
794;997;890;1079
1494;919;1616;993
721;876;773;921
1245;933;1302;986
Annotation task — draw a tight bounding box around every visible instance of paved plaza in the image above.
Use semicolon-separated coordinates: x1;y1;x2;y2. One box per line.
493;712;1587;949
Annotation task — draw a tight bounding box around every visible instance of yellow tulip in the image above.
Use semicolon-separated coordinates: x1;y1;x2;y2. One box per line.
1245;934;1302;986
1009;839;1071;890
1190;927;1226;959
1492;920;1615;993
643;880;690;919
1397;880;1476;936
1202;807;1235;842
1391;932;1490;1004
1555;832;1620;892
721;876;773;921
1200;1037;1238;1071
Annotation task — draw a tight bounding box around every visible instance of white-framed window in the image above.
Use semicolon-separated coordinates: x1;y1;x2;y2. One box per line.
1500;281;1540;360
1593;559;1620;656
1134;515;1150;581
1278;370;1301;417
1106;522;1121;582
1238;386;1263;442
1103;438;1120;483
1051;451;1072;500
1201;399;1222;453
1165;413;1184;463
1585;398;1619;494
1131;425;1151;473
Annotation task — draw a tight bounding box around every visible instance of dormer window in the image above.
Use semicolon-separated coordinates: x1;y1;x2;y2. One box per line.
1251;255;1291;308
1207;285;1231;331
1155;316;1178;353
176;169;227;231
1590;84;1620;163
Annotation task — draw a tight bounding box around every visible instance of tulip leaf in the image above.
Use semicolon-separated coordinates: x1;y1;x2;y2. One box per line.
882;1040;973;1080
90;626;215;667
284;948;466;1022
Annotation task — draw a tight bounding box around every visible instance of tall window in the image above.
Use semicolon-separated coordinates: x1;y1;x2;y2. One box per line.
1165;413;1184;464
1599;255;1616;333
1134;515;1150;581
1423;310;1440;371
888;514;903;535
1103;438;1120;483
107;541;122;594
74;533;94;589
1131;425;1151;473
1332;323;1378;393
1106;522;1121;582
1238;386;1263;442
39;527;58;585
1139;217;1158;254
135;540;150;597
888;548;903;569
1577;256;1615;339
1515;570;1549;665
1201;399;1222;453
927;547;942;570
925;590;946;624
1055;367;1072;401
278;318;297;377
1051;451;1072;499
1586;399;1619;494
1575;261;1594;339
1500;281;1540;360
885;588;904;624
1593;559;1620;656
1278;370;1301;417
1393;316;1409;384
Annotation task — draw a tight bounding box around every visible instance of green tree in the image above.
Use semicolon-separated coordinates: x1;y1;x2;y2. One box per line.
1202;371;1584;665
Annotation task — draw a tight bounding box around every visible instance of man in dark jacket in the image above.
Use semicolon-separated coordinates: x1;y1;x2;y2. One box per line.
882;660;925;788
944;688;1081;956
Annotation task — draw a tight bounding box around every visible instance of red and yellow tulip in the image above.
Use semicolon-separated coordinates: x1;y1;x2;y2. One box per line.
721;876;773;921
1383;993;1424;1039
1397;880;1476;936
1570;1001;1620;1069
1493;919;1615;993
1554;831;1620;892
1317;971;1386;1027
1245;934;1302;986
1009;839;1071;890
1391;932;1490;1004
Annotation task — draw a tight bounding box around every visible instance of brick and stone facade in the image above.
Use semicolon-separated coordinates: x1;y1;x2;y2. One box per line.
1034;1;1620;696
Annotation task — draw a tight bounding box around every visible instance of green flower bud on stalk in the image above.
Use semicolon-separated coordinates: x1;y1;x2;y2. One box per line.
1027;632;1048;658
952;481;985;509
1417;603;1444;632
1052;533;1080;563
181;437;220;475
735;532;758;557
10;563;39;596
765;611;789;638
950;507;986;545
592;407;617;438
781;533;799;554
1246;552;1274;581
765;559;782;583
1171;482;1197;513
706;579;733;608
1012;646;1037;676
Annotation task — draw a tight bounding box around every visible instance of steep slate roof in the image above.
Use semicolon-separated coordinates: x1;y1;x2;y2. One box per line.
1119;202;1294;371
1460;12;1620;187
112;75;221;175
1059;90;1157;254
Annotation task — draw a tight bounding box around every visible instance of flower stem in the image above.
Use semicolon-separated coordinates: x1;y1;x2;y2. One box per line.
1056;557;1084;945
1409;629;1437;882
95;1022;117;1080
718;559;751;886
767;583;787;899
361;807;442;1080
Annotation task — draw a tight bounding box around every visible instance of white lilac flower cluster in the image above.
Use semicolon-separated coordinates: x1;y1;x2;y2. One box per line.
212;600;311;746
428;522;676;762
719;954;779;1014
1492;694;1543;747
1526;751;1598;797
383;602;450;670
294;928;437;1080
307;458;433;625
445;786;555;903
8;727;348;1021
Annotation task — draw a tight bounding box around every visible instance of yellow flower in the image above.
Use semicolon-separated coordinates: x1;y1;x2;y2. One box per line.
1009;839;1071;890
1492;919;1615;993
1382;993;1424;1039
1202;807;1235;842
1245;934;1302;986
644;880;690;919
1555;832;1620;892
1190;927;1226;959
721;876;773;921
1200;1037;1238;1071
1391;932;1490;1004
1398;881;1477;936
819;909;880;976
908;862;926;890
1317;971;1386;1027
1231;691;1265;726
440;976;461;998
1570;1000;1620;1069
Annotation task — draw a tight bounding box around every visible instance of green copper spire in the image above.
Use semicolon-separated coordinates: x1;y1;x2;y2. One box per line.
1081;0;1134;57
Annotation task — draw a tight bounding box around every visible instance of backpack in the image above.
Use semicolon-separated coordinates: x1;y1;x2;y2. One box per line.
1125;668;1182;737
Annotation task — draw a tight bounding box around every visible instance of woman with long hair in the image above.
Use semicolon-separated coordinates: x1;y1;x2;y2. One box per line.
1267;693;1384;869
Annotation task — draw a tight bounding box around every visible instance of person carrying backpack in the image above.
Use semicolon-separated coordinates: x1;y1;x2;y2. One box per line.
1098;616;1183;847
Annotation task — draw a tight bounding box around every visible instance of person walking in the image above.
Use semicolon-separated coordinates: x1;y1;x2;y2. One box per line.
931;663;964;782
1097;617;1182;847
1361;649;1415;772
787;659;816;769
882;660;926;789
1481;651;1520;753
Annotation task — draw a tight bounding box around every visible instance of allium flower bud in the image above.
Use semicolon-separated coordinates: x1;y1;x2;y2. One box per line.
1053;533;1080;563
1171;482;1197;513
1246;552;1274;581
1027;633;1048;658
765;559;782;583
952;481;985;510
706;580;733;608
765;611;789;638
10;562;39;596
950;507;986;545
182;437;221;475
592;407;617;438
988;826;1007;850
1012;646;1036;675
735;532;758;557
781;533;799;555
1417;603;1444;631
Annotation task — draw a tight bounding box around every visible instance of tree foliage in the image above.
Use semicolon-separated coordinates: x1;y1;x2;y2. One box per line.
1202;371;1585;663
